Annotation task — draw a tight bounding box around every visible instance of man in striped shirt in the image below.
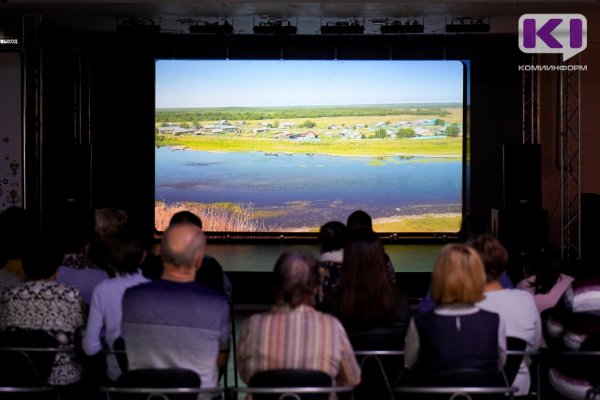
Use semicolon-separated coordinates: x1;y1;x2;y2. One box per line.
237;251;361;387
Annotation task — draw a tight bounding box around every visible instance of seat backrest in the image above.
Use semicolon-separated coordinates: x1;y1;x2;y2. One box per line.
0;329;59;383
112;368;201;400
503;336;527;386
353;350;404;400
249;369;332;400
116;368;201;388
416;368;505;387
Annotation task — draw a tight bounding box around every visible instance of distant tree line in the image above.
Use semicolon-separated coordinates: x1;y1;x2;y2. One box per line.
155;107;452;123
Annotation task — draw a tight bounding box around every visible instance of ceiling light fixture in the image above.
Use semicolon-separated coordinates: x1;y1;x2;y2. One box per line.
380;18;425;34
117;17;161;34
321;18;365;34
253;19;297;34
189;20;233;34
445;17;490;33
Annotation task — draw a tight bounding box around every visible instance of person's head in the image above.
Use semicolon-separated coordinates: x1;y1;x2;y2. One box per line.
346;210;373;232
169;211;202;229
338;229;397;322
466;234;509;283
431;243;486;305
458;214;490;243
523;242;561;294
105;229;145;275
317;221;348;254
160;222;205;273
94;207;128;241
22;240;64;281
272;251;320;308
0;206;32;262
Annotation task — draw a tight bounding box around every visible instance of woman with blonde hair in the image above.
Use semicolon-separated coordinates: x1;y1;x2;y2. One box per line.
403;244;506;384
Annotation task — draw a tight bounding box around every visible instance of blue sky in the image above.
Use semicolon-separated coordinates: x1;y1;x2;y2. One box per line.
156;59;464;108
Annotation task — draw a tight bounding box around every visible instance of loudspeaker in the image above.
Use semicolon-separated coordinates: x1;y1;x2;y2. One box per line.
582;193;600;269
503;144;541;209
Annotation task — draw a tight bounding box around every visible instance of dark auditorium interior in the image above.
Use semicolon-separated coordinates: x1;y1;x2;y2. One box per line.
1;0;600;398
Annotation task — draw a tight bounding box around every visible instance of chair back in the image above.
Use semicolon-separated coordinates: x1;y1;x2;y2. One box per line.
503;337;526;386
108;368;202;400
0;329;59;383
353;350;404;400
0;349;57;399
248;369;332;400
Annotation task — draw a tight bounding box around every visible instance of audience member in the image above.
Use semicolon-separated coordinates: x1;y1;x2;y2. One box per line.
121;222;229;389
346;210;396;285
56;210;110;304
404;244;506;384
470;234;541;396
82;229;150;382
0;241;85;386
320;229;409;349
0;255;23;293
237;251;361;387
87;207;129;276
316;220;347;303
517;244;574;316
545;272;600;399
0;206;32;280
144;210;230;297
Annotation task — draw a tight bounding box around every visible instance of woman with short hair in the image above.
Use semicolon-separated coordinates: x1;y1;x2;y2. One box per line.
403;243;506;383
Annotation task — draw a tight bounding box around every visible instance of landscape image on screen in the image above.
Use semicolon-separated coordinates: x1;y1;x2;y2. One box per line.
155;60;464;233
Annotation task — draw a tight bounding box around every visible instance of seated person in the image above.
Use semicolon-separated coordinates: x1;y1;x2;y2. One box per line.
320;229;409;349
143;210;229;297
470;234;541;397
316;220;347;304
404;244;506;385
517;243;574;330
237;251;361;387
82;229;150;382
56;212;110;305
545;273;600;399
347;210;396;285
0;241;85;386
121;222;230;389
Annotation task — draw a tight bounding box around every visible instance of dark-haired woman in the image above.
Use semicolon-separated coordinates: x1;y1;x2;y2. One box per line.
517;245;574;319
320;229;409;349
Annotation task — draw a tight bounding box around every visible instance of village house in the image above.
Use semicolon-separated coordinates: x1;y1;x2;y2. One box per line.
280;122;295;129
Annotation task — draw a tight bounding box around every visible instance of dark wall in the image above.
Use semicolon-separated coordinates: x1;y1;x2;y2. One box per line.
33;31;524;241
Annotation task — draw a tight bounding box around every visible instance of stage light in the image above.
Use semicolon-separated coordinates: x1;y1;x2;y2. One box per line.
321;18;365;34
189;20;233;34
117;17;161;34
253;19;297;35
445;17;490;33
380;19;425;34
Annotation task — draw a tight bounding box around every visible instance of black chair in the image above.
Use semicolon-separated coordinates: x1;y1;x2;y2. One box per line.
398;368;510;400
394;385;517;400
0;349;58;399
0;329;60;383
503;337;527;386
240;369;343;400
100;368;206;400
353;350;404;400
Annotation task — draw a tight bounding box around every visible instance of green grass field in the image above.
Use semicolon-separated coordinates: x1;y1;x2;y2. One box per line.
158;135;462;157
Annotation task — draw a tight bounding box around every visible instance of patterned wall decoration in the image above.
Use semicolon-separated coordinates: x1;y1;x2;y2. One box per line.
0;53;23;211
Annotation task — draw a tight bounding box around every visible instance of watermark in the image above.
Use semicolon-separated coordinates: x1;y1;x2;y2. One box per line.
518;14;587;62
0;38;19;45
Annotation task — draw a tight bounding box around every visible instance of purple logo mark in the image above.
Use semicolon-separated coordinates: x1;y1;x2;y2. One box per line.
518;14;587;61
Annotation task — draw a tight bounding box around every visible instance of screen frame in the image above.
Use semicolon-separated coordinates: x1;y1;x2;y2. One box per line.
153;56;470;241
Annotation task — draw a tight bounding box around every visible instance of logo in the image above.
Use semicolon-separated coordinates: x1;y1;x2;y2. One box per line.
518;14;587;61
